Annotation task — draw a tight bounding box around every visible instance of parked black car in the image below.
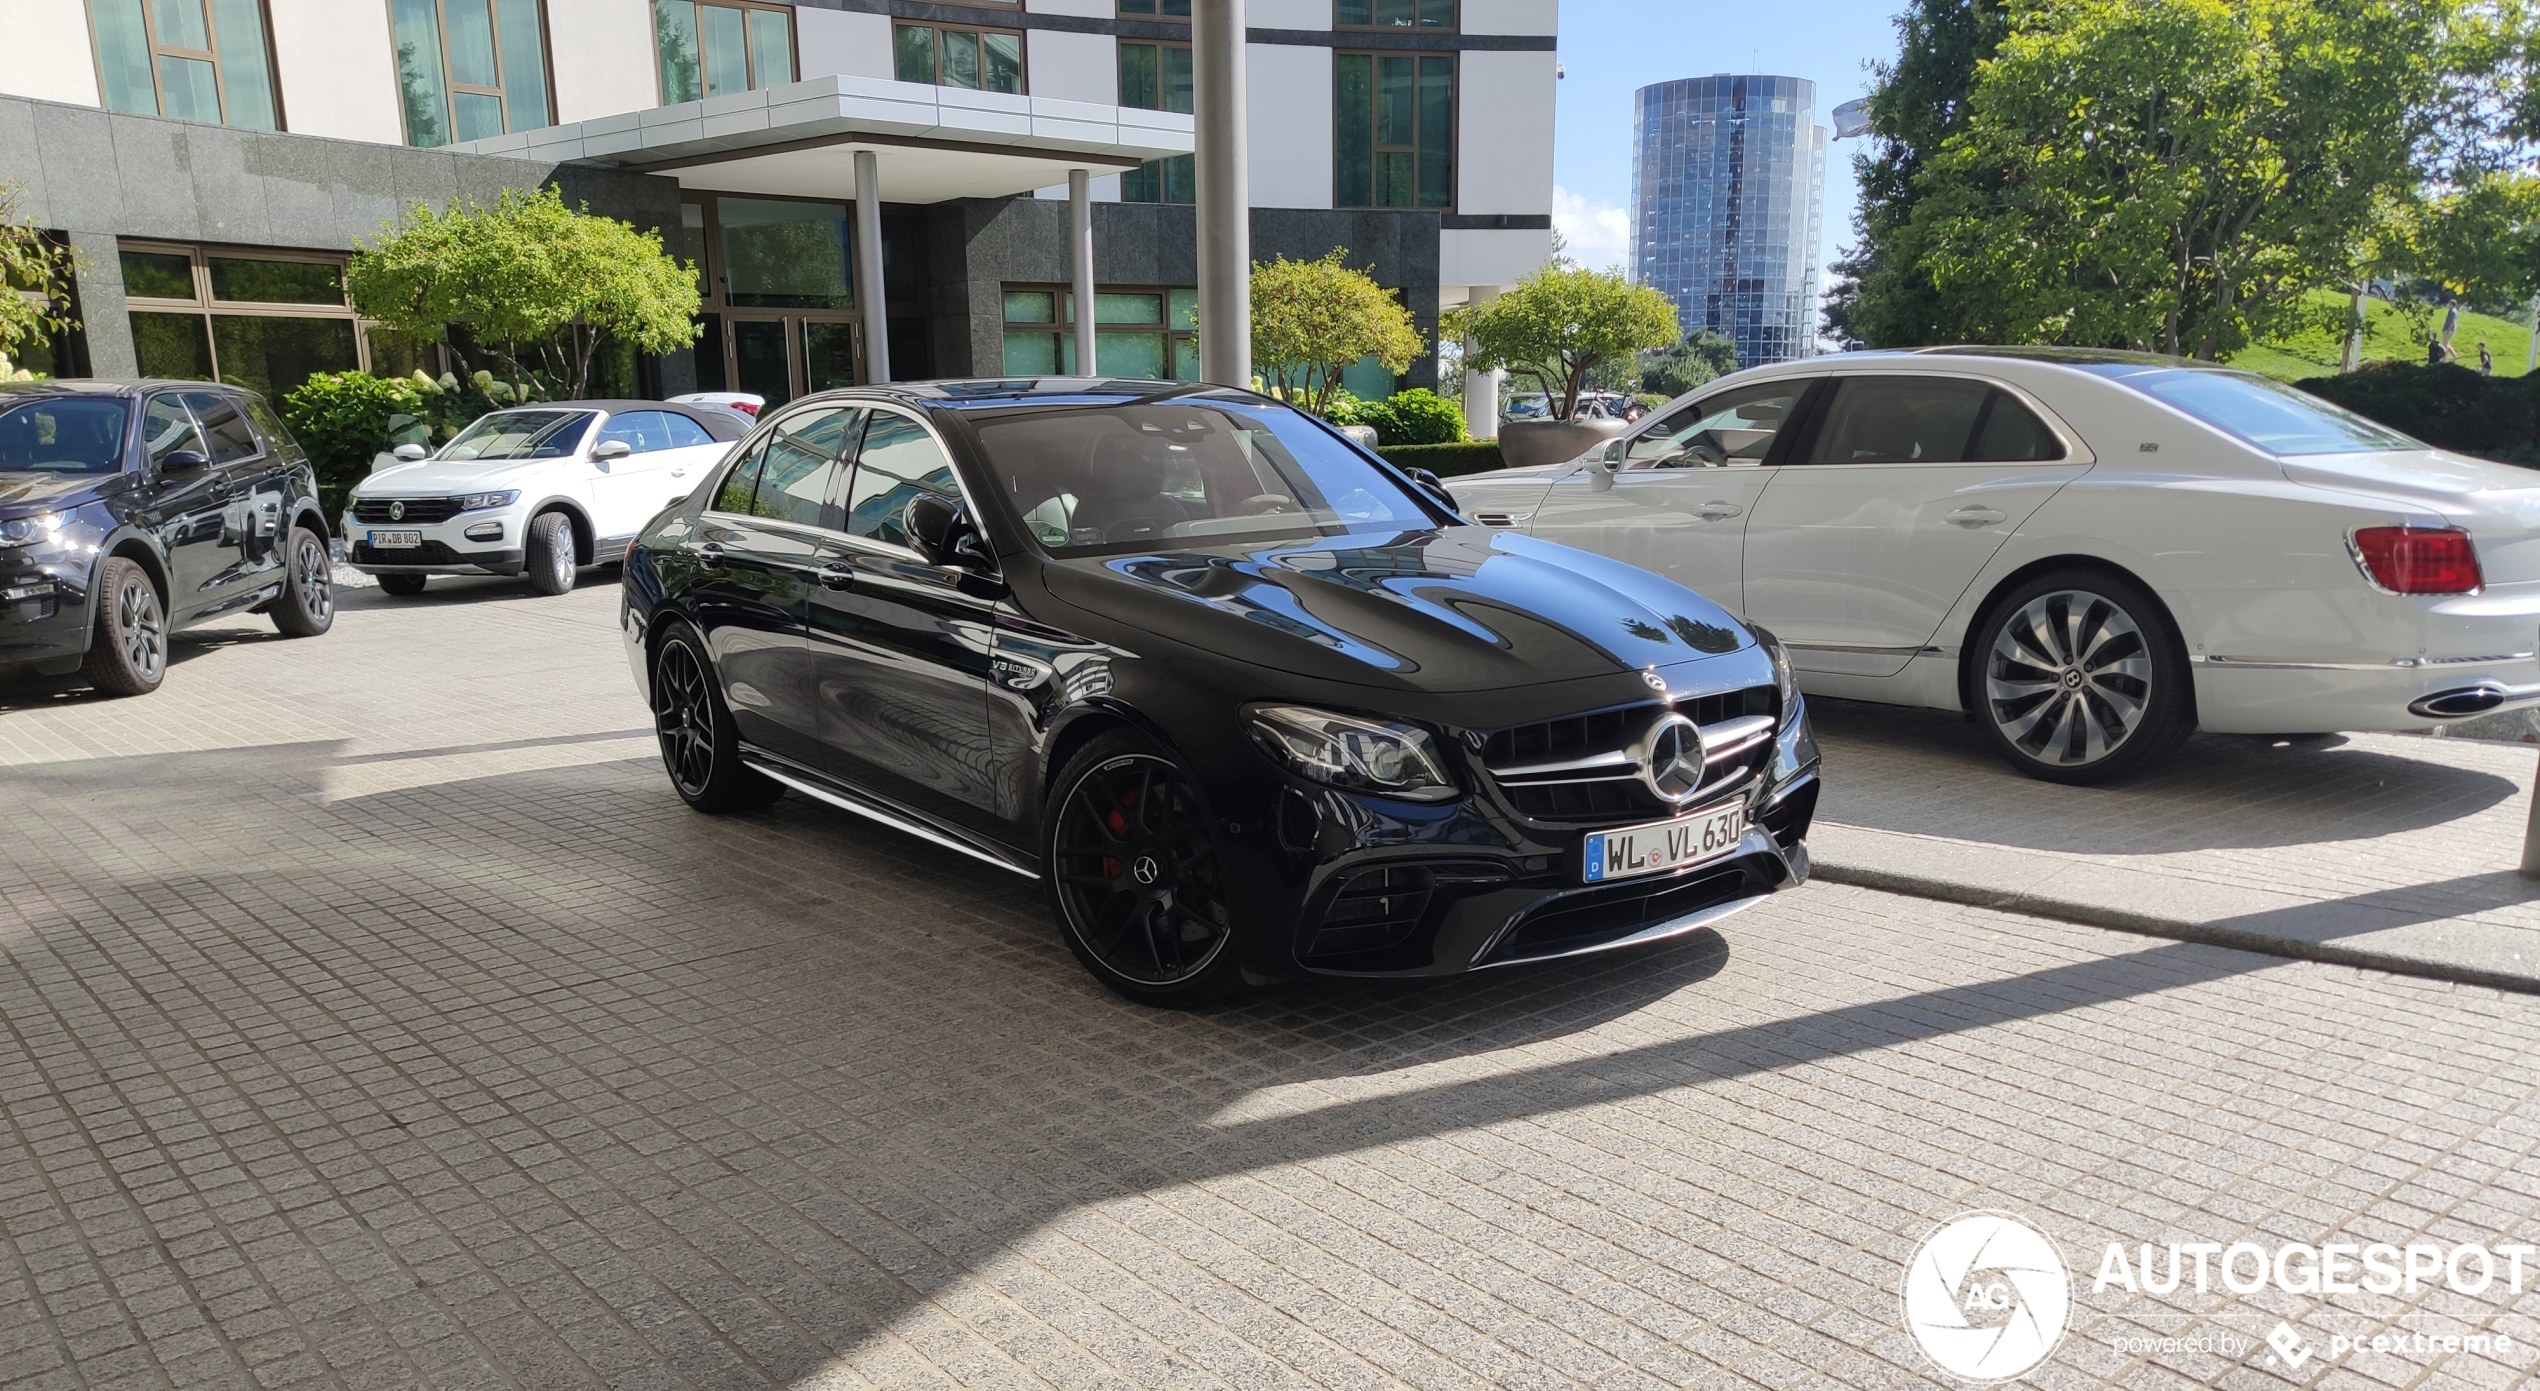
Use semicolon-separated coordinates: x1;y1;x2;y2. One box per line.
622;380;1820;1007
0;380;335;695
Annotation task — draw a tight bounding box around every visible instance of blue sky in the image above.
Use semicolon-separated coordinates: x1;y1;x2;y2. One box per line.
1552;0;1913;286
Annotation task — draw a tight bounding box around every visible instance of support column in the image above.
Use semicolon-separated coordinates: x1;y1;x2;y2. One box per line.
854;149;890;384
1462;285;1503;439
1193;0;1250;388
1069;169;1097;377
68;229;136;378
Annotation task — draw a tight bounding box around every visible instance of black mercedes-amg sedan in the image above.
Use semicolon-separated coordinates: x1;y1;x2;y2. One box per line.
621;380;1819;1007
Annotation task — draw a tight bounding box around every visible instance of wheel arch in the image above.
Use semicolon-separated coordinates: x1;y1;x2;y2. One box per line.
99;530;172;617
526;497;595;564
1956;554;2197;722
291;502;331;541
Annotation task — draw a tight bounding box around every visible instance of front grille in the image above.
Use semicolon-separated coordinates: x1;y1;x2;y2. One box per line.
352;497;462;524
1306;865;1435;959
353;539;464;564
1479;687;1781;825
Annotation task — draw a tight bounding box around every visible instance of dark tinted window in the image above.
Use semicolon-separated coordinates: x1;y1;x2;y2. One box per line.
179;391;260;464
848;411;959;547
0;398;129;474
752;408;858;529
1802;376;1992;465
1970;391;2066;462
661;413;716;449
142;395;207;469
715;439;770;514
239;394;300;460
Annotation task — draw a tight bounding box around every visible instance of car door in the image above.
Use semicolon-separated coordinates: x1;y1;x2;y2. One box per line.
183;390;290;596
587;410;686;548
807;406;1003;836
1740;373;2088;677
683;411;854;768
650;410;727;513
132;392;247;622
1527;378;1813;614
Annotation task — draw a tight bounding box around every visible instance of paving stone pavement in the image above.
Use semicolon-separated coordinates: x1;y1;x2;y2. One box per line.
1;577;2537;1390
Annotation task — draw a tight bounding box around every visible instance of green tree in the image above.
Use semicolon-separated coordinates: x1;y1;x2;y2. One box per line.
0;183;78;376
1250;249;1424;420
1897;0;2455;359
1825;0;2011;348
1639;329;1740;398
1448;264;1680;420
347;186;702;398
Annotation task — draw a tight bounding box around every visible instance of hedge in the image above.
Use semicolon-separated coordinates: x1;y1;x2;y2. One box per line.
1377;441;1506;477
2294;363;2540;464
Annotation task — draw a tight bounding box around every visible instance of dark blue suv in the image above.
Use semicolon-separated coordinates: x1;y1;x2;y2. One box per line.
0;380;335;696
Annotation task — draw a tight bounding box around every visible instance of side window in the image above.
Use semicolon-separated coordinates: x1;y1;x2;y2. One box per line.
240;395;301;461
751;407;861;529
1801;376;1992;465
848;410;960;547
715;438;771;514
1970;390;2068;462
142;396;207;470
1622;381;1807;468
596;411;671;454
661;413;716;449
179;392;260;464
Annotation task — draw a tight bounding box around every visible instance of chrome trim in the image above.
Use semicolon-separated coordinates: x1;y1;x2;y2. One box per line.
742;758;1040;880
2410;681;2540;719
1494;748;1635;779
1788;641;1928;656
1698;714;1776;762
2343;525;2484;598
2199;652;2537;671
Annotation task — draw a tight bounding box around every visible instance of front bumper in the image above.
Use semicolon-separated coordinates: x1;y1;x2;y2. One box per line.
341;507;527;576
0;564;92;670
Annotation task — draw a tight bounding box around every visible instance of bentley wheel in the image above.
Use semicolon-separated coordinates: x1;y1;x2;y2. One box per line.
1972;569;2193;785
1045;732;1241;1008
651;624;781;813
270;528;335;637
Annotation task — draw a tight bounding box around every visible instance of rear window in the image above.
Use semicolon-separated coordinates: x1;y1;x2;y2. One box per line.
0;398;128;473
2086;367;2416;456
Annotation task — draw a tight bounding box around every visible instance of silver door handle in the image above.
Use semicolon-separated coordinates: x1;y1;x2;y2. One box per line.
670;468;687;477
1694;501;1742;521
1947;506;2006;527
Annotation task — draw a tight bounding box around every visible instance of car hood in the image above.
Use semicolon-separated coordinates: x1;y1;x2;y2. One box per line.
1038;526;1755;694
354;456;561;495
0;471;113;511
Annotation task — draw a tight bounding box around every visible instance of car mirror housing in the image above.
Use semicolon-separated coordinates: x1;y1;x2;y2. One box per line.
1401;466;1458;512
592;439;633;461
907;493;994;573
160;450;210;474
391;443;428;462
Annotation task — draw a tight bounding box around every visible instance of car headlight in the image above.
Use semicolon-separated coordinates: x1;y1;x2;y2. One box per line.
1245;704;1459;802
0;513;64;548
458;490;519;511
1751;622;1800;720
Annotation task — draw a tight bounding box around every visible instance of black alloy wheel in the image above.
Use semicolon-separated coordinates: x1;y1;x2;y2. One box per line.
82;557;166;696
1971;568;2193;785
1046;734;1240;1007
651;625;781;813
270;528;335;637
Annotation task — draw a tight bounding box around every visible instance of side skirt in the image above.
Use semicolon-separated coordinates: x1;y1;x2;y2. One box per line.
740;753;1041;881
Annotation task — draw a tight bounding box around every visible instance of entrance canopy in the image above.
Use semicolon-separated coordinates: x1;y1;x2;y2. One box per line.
455;75;1196;203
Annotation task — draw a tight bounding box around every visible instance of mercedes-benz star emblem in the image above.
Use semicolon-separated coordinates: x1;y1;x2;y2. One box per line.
1130;854;1161;885
388;500;405;522
1634;713;1707;806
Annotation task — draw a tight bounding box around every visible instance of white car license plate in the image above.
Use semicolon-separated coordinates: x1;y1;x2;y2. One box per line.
1583;802;1748;883
370;529;422;549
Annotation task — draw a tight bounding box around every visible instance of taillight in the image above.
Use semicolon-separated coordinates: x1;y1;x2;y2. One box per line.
2351;526;2484;595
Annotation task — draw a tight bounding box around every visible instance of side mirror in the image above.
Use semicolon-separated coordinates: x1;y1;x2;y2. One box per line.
1403;466;1457;512
905;492;990;571
160;450;210;474
1584;441;1621;493
392;443;428;462
592;439;633;461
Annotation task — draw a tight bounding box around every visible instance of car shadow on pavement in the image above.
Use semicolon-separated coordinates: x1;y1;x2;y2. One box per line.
333;564;622;612
1807;696;2521;852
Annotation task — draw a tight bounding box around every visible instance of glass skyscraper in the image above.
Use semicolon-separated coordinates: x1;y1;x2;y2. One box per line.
1630;76;1828;367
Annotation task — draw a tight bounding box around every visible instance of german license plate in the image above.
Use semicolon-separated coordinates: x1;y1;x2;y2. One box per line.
1583;801;1748;883
370;529;422;549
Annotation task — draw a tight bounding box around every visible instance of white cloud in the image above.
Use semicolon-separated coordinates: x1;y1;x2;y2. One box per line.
1553;186;1632;273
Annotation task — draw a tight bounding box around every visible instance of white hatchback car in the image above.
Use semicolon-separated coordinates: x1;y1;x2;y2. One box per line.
1449;347;2540;783
344;401;741;596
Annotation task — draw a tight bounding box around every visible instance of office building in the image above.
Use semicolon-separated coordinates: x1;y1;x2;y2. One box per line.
1628;74;1826;367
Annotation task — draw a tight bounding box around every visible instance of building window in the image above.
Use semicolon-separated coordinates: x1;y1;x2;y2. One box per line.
1118;41;1193;205
118;243;372;401
389;0;554;148
1116;0;1189;15
1335;53;1452;209
894;23;1023;94
1336;0;1455;27
655;1;795;104
1001;287;1198;381
87;0;280;129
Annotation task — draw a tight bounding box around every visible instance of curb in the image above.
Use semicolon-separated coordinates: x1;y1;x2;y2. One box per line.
1810;859;2540;998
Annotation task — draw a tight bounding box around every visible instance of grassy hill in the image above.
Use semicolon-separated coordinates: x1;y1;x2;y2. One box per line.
2224;292;2533;381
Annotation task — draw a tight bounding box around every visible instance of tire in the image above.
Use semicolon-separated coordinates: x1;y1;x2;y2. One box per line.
1969;568;2194;784
650;623;782;813
376;573;428;597
82;557;167;697
268;527;335;637
1043;730;1242;1008
525;511;577;596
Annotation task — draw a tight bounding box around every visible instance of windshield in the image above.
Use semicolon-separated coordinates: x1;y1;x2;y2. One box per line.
437;409;595;462
972;396;1436;554
0;398;129;474
2086;367;2416;456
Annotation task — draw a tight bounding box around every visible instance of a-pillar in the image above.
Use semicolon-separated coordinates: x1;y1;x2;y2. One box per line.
1462;285;1504;439
1069;169;1097;376
854;149;890;383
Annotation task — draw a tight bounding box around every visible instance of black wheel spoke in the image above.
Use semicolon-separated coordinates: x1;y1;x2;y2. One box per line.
1052;753;1229;988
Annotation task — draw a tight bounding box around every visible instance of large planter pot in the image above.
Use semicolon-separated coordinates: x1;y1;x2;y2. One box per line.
1498;418;1627;469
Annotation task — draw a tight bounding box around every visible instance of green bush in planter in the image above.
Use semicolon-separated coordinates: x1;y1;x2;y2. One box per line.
283;372;429;517
1356;388;1466;446
1378;440;1505;478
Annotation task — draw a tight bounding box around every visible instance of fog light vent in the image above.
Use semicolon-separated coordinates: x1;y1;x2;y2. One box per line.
463;521;504;542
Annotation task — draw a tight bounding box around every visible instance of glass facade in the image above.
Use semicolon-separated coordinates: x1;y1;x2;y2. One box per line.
391;0;553;147
1335;53;1453;209
1119;41;1194;204
894;22;1023;94
118;243;365;399
86;0;279;129
1001;287;1200;381
654;1;794;105
1629;75;1827;367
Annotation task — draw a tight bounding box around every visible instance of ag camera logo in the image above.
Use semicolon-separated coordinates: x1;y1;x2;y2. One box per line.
1902;1212;2072;1383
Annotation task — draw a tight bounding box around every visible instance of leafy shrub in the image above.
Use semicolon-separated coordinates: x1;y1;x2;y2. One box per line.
1377;440;1505;478
284;372;428;516
2295;364;2540;462
1356;388;1466;446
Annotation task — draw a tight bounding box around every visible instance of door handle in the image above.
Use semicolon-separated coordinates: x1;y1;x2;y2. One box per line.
817;563;853;590
670;468;687;478
1693;501;1742;521
696;541;725;567
1947;506;2007;527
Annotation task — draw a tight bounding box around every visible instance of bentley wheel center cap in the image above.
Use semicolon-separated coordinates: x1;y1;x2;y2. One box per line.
2061;668;2085;690
1637;713;1708;805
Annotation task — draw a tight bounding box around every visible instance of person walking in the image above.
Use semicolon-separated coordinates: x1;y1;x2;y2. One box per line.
2481;341;2495;376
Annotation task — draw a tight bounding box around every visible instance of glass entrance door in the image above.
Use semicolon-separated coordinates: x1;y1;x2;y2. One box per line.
722;316;861;407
